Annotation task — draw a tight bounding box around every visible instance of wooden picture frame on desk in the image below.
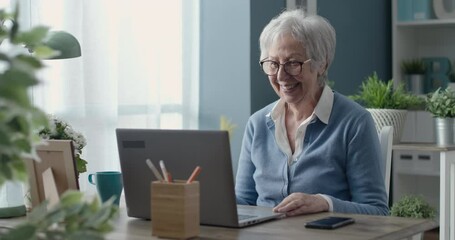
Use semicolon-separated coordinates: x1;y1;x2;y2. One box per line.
25;140;79;207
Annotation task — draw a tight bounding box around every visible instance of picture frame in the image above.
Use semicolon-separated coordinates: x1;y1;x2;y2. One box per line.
25;140;79;207
286;0;317;14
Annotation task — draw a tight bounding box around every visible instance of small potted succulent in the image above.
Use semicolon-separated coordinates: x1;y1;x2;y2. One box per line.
401;59;427;95
401;59;427;75
426;87;455;145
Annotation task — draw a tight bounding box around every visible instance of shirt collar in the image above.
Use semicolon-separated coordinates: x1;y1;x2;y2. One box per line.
268;85;334;124
270;99;285;122
314;85;334;124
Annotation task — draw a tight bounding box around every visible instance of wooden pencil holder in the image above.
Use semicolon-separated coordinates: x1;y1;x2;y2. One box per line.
151;180;200;239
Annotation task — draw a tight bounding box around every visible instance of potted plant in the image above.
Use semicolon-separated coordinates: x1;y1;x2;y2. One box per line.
0;6;117;239
390;195;436;240
390;195;436;219
350;72;425;143
390;195;436;238
39;115;88;176
401;59;427;95
426;87;455;145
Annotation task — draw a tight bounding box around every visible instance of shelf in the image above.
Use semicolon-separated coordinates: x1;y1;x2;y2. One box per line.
397;18;455;27
394;170;439;177
393;143;455;152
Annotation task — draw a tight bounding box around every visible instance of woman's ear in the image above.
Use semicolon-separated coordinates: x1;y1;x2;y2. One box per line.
316;61;326;75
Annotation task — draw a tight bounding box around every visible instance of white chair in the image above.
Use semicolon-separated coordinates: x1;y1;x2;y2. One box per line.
379;126;393;201
379;127;422;240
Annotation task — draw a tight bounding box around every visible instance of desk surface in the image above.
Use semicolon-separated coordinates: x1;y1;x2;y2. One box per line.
0;207;437;240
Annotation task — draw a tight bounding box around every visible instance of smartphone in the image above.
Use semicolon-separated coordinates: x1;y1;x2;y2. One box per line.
305;216;355;229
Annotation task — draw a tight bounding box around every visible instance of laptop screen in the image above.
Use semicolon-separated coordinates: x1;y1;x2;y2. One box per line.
116;129;240;226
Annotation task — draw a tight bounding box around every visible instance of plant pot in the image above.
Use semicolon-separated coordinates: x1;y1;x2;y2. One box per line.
434;117;454;146
0;181;26;218
367;109;408;144
405;74;425;95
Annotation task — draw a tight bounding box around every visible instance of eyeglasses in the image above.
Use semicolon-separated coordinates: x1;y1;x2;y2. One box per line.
259;59;311;76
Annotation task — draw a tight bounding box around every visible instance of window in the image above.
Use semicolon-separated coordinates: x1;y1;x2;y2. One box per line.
18;0;200;191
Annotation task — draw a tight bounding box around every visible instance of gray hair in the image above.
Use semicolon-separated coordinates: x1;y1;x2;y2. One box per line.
259;9;336;86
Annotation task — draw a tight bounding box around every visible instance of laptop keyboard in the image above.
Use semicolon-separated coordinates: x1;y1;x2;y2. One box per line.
238;214;256;220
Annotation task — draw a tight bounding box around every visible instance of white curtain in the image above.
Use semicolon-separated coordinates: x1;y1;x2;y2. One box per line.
19;0;200;192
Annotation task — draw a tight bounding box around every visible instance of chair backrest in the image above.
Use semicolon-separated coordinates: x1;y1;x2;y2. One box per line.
379;126;393;201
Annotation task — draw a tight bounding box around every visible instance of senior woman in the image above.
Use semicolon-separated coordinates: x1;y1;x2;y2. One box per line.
235;9;388;216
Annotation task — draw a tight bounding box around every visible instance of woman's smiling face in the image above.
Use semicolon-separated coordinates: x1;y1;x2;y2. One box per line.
266;33;320;106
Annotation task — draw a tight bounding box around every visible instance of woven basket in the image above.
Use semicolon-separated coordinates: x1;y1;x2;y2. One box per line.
367;109;408;143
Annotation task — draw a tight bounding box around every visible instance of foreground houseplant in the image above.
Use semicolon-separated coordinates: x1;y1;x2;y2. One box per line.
426;87;455;145
0;12;50;186
350;72;424;143
0;6;117;239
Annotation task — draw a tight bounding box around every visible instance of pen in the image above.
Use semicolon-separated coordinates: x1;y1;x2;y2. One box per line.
159;160;170;183
186;166;201;183
167;172;173;182
145;159;163;181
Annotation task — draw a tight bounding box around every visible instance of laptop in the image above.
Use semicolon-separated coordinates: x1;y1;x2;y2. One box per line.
116;128;284;227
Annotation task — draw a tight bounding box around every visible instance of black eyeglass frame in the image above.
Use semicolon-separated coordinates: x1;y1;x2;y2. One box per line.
259;59;312;76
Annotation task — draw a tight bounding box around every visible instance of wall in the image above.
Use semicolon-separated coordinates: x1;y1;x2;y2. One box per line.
250;0;286;114
199;0;250;174
317;0;392;95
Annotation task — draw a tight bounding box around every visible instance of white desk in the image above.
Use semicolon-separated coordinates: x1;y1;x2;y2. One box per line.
393;143;455;240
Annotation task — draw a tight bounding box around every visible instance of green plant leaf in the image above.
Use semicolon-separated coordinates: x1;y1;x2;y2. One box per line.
16;54;44;68
27;200;49;223
0;160;13;179
76;156;88;173
33;45;59;59
83;207;115;229
349;72;424;109
59;190;84;206
67;231;104;240
390;195;436;219
426;87;455;118
401;59;426;74
1;224;37;240
13;25;49;46
0;128;11;145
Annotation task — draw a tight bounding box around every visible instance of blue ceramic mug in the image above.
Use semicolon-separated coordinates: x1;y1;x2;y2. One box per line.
88;171;123;205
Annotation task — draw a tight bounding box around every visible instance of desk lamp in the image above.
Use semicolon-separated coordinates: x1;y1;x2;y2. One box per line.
43;30;81;59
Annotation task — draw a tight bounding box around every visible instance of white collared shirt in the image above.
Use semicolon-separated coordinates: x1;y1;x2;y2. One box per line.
270;85;334;165
269;85;335;211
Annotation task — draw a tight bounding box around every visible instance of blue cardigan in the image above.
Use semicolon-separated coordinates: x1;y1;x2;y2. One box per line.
235;91;389;215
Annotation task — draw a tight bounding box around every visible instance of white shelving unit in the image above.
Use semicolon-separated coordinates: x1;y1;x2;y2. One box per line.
392;0;455;90
392;143;455;239
394;111;440;219
391;2;455;237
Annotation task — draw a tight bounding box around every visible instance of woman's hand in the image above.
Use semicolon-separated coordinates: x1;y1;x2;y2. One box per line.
273;193;329;216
